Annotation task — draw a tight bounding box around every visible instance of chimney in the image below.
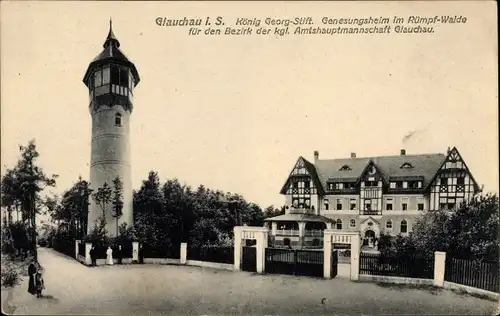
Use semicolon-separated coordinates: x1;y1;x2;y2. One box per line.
400;149;406;156
314;150;319;163
350;152;356;158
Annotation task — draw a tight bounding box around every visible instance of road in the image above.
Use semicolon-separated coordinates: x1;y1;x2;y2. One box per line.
1;247;497;315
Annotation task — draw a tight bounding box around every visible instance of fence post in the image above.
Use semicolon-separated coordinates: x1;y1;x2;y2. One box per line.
75;240;80;259
132;242;139;263
434;251;446;287
323;230;332;279
85;243;92;266
350;233;361;281
233;227;242;271
256;229;268;274
180;243;187;264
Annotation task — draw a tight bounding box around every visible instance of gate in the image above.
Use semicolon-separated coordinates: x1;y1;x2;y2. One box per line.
265;248;324;278
331;250;338;278
241;246;257;272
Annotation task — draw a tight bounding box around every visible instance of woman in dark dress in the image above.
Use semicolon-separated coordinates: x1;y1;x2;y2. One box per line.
27;260;37;295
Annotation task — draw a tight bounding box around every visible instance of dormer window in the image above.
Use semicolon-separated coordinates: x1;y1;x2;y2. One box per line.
400;162;413;169
115;113;122;126
339;165;352;171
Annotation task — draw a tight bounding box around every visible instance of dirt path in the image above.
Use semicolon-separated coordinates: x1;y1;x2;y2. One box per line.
1;247;496;315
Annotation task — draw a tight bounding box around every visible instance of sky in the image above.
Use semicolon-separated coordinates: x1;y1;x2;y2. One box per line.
1;1;498;212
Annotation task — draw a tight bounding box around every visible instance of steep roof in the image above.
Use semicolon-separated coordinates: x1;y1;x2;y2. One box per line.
83;20;140;87
314;153;446;189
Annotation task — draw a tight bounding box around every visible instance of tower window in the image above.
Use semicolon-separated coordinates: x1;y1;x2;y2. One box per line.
115;113;122;126
102;67;110;85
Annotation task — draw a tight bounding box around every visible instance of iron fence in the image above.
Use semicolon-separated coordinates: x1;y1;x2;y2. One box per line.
52;238;75;258
241;246;257;272
187;246;234;264
78;242;85;257
359;252;434;279
445;257;499;293
142;244;180;259
265;248;324;278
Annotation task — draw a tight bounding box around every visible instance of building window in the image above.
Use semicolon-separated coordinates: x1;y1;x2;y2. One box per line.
400;220;408;233
350;219;356;228
365;181;378;187
364;199;371;211
417;203;424;211
336;219;342;230
335;183;344;190
457;177;465;185
328;183;334;190
350;199;357;210
402;198;408;211
336;199;342;210
324;199;329;210
390;182;396;189
340;165;351;171
304;181;310;189
403;182;408;189
441;177;448;186
447;199;456;210
386;199;393;211
115;113;122;126
386;220;392;229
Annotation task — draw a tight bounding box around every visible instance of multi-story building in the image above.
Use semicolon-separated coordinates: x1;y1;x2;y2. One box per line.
265;147;481;248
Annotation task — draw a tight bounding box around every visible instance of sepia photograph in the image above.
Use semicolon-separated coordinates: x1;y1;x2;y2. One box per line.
1;1;498;315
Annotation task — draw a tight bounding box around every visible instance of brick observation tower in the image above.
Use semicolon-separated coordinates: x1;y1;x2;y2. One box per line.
83;20;140;236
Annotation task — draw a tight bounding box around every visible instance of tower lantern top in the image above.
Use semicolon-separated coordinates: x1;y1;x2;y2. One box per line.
104;18;120;48
83;20;140;87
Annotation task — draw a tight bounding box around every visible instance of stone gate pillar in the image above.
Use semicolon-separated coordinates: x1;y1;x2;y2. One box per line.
233;226;270;273
234;227;242;271
75;240;80;259
323;230;361;281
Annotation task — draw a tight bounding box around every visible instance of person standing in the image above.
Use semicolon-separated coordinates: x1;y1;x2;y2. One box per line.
90;245;97;266
117;245;123;264
27;259;37;295
138;244;144;264
106;246;114;265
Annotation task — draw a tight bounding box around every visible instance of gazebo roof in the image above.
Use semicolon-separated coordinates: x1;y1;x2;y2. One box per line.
264;213;335;223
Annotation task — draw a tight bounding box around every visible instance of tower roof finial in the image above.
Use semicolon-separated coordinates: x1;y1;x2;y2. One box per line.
104;18;120;48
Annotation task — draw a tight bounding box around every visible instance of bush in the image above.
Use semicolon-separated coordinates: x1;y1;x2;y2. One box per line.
1;256;22;288
38;238;48;247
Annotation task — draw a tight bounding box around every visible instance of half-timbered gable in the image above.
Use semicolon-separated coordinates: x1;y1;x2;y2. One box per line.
280;157;324;211
427;147;480;211
358;161;385;215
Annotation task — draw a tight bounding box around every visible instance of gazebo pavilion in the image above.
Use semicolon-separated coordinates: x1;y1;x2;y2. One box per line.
264;209;335;249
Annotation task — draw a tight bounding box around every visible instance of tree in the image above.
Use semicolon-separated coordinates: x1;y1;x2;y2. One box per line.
92;183;112;222
264;205;286;218
47;177;93;240
112;176;124;237
389;193;499;262
2;140;58;260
